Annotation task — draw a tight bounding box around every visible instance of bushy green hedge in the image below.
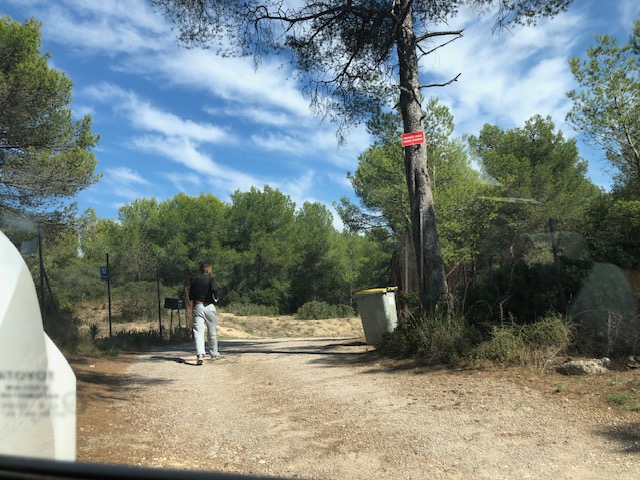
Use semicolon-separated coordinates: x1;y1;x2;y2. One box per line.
295;301;354;320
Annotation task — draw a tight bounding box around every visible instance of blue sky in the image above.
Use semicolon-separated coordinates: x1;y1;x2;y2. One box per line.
2;0;639;229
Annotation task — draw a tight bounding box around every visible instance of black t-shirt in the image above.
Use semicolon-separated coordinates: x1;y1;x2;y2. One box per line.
189;274;218;304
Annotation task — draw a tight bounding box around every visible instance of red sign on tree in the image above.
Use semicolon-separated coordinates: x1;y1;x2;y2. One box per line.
401;131;425;147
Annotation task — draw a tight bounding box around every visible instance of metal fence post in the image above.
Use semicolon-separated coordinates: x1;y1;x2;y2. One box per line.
157;268;162;339
107;253;112;338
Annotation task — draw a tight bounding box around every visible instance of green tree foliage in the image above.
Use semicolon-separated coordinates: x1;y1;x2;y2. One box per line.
332;227;394;297
81;187;392;314
289;202;336;310
336;107;411;236
152;0;571;306
153;193;227;284
0;16;99;224
462;116;600;325
584;196;640;269
567;18;640;197
296;301;354;320
82;199;164;285
223;186;297;310
80;194;229;287
337;98;493;267
468;115;600;263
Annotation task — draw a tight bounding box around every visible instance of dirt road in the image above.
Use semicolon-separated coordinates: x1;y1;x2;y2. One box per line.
74;334;640;479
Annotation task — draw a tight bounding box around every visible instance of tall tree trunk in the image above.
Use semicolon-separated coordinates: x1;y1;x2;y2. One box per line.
394;0;447;305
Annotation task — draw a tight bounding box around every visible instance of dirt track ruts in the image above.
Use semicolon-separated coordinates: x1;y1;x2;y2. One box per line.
74;336;640;479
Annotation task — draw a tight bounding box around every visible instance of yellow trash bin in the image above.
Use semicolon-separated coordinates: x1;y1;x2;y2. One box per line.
353;287;398;345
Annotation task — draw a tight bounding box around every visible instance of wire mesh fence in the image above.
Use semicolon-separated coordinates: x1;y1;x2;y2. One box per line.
14;227;192;350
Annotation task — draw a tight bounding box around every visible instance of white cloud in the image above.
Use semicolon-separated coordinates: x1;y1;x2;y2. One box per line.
82;81;325;202
61;0;166;32
204;105;298;128
246;123;369;169
100;167;150;201
16;0;366;180
424;5;585;137
251;133;307;156
106;166;150;185
123;49;311;118
275;170;316;208
3;0;622;224
328;172;353;190
311;127;370;169
38;1;315;126
133;135;263;198
73;104;95;119
134;104;230;144
615;0;639;32
19;0;169;55
159;171;201;195
133;135;218;173
84;83;231;143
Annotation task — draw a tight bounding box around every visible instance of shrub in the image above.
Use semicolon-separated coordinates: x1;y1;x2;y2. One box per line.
376;303;476;364
421;313;478;364
464;259;592;327
377;306;573;370
295;301;355;320
111;282;178;323
48;259;106;309
376;326;425;358
226;302;279;317
89;323;100;341
473;321;527;364
41;306;81;355
606;393;629;406
95;327;164;351
473;313;573;371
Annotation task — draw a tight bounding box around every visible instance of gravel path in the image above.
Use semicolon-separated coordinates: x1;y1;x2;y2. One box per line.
81;337;639;479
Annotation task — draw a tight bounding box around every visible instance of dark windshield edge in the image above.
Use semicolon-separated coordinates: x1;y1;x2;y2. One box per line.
0;454;293;480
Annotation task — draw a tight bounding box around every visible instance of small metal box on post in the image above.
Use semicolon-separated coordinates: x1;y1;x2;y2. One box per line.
353;287;399;345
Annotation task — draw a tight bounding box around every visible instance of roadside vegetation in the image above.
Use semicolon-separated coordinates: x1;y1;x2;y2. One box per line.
2;13;640;381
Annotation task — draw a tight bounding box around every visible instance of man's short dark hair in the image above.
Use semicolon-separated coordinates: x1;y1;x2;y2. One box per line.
200;262;212;272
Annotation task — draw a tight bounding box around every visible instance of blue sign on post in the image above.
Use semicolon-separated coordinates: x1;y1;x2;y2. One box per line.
100;266;109;281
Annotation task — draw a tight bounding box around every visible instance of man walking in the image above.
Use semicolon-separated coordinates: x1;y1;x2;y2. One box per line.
189;262;220;365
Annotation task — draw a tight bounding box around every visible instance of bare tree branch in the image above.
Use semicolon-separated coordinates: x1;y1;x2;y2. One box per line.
415;29;464;43
417;33;464;59
419;73;461;89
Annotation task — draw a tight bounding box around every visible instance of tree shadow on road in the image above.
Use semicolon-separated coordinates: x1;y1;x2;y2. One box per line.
140;338;454;374
75;370;171;400
214;338;424;372
595;423;640;453
71;355;173;407
218;338;374;357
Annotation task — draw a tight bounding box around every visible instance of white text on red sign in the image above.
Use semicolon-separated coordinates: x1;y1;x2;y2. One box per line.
401;131;425;147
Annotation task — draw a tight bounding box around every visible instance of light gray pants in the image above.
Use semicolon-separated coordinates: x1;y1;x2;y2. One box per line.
192;303;218;356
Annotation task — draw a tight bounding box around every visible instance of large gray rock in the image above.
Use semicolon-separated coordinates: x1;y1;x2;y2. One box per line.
568;263;639;356
555;357;611;375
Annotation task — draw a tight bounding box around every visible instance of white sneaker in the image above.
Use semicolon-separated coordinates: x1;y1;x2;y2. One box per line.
196;355;204;365
209;353;221;360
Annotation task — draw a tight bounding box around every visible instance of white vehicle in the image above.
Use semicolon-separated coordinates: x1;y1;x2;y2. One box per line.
0;231;76;461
